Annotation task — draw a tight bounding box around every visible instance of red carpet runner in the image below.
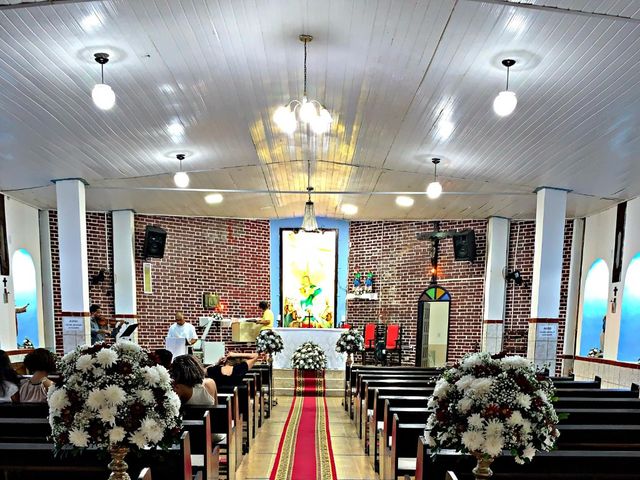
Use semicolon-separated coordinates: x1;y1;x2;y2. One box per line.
269;370;338;480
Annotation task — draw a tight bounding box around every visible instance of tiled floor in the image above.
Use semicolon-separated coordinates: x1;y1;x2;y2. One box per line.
236;396;378;480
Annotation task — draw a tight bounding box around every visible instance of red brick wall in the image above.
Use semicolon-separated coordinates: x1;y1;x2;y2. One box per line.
50;211;114;354
49;213;573;369
133;215;270;351
346;220;487;365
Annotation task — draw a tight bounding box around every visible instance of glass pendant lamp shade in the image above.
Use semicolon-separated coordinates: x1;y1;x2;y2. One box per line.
173;171;189;188
493;90;517;117
426;181;443;199
302;200;318;232
92;83;115;110
298;98;317;123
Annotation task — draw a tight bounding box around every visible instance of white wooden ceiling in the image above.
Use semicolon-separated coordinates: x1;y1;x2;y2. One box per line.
1;0;639;219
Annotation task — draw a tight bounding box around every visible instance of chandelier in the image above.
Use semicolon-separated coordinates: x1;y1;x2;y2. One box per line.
273;34;333;135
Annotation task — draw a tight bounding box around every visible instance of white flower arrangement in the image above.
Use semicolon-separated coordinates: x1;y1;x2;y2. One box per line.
587;348;603;358
335;327;365;354
48;341;182;452
256;329;284;355
291;341;327;370
426;352;560;464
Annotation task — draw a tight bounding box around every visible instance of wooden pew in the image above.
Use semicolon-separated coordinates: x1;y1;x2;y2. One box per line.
0;402;48;418
182;411;219;480
385;411;428;480
349;368;440;418
416;437;640;480
183;402;236;480
347;366;440;416
253;364;272;419
357;379;434;439
0;431;194;480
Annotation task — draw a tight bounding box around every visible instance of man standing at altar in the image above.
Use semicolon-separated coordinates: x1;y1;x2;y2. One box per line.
167;312;198;346
257;301;274;330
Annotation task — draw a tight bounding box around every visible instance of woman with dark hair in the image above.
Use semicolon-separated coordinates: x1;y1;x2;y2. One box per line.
0;350;20;402
16;348;56;403
207;352;258;390
171;355;217;405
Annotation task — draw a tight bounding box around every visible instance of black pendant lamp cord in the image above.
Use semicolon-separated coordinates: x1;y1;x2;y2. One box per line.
506;65;510;90
303;38;308;98
101;62;105;84
434;161;438;181
307;159;312;200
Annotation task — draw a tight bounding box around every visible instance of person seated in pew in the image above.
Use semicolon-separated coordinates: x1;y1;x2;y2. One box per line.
0;350;20;402
172;355;218;405
206;351;259;389
15;348;56;403
152;348;173;370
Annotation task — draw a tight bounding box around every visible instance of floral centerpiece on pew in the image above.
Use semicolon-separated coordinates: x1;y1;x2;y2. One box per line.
291;341;327;370
256;329;284;363
48;341;182;479
335;327;364;366
426;352;560;479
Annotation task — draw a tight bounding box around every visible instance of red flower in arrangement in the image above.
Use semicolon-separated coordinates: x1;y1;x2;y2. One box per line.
130;400;147;420
483;403;501;419
500;406;513;418
88;420;105;440
116;361;133;375
515;374;533;393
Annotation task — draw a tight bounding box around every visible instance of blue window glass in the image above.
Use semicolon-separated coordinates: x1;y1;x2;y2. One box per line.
579;259;608;356
618;253;640;362
13;249;39;348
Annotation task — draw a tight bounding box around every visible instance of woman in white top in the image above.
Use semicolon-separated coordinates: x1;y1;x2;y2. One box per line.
0;350;20;403
171;355;218;406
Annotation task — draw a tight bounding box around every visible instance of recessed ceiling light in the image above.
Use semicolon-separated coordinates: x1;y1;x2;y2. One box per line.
167;122;185;137
341;204;358;215
80;14;101;31
204;193;224;204
436;119;454;141
396;196;414;207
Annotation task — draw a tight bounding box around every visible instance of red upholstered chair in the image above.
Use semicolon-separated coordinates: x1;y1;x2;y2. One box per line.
385;324;402;365
363;323;377;365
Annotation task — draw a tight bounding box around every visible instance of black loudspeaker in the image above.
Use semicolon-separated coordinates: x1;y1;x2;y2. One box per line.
453;230;476;262
143;225;167;258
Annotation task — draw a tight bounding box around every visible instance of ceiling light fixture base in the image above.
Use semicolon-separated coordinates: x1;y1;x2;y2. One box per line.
501;59;516;68
299;34;313;43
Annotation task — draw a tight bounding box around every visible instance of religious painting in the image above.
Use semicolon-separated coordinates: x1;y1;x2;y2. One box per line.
280;229;337;328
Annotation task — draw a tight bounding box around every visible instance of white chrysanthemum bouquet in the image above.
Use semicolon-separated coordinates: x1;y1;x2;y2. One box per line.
48;341;182;452
335;327;365;354
256;329;284;355
291;341;327;370
426;352;560;465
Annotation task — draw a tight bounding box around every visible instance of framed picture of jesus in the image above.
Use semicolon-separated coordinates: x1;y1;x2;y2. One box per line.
280;228;338;328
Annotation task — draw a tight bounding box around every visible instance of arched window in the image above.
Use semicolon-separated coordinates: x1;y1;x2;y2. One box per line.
12;249;39;348
579;259;609;356
618;253;640;362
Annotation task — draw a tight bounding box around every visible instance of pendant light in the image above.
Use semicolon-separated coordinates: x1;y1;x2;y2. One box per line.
173;154;189;188
426;158;442;200
301;159;319;232
91;53;116;110
273;34;333;135
493;59;517;117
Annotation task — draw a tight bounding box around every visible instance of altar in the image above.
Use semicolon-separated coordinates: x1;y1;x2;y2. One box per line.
273;328;347;370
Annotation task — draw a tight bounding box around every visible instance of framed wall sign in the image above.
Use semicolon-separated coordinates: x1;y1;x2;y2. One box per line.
143;262;152;294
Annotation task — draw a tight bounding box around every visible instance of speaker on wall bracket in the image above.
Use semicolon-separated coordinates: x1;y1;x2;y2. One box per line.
452;230;476;262
143;225;167;259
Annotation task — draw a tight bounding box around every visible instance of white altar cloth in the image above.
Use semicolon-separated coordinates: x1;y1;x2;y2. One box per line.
273;328;347;370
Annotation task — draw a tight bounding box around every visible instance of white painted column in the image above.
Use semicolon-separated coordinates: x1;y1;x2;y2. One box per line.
528;187;568;370
561;218;585;375
112;210;138;341
55;179;90;352
482;217;509;353
39;210;56;350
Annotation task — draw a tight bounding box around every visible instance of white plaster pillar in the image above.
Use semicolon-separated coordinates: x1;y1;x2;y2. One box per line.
55;179;90;352
528;187;568;370
39;210;56;350
482;216;509;353
112;210;138;341
561;218;585;375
